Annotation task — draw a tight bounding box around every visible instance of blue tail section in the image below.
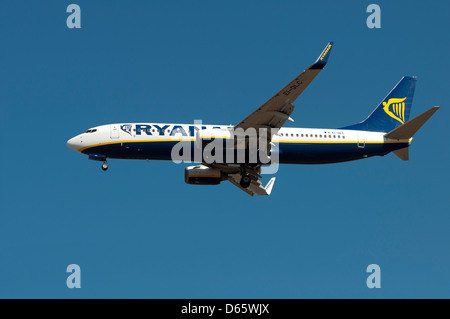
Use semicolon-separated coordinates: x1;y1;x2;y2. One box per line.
342;76;417;132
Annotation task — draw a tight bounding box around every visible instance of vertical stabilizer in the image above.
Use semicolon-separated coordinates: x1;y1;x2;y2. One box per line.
343;76;417;132
392;148;409;161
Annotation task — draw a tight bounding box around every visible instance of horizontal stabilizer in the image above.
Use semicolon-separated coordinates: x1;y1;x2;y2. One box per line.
392;147;409;161
384;106;439;140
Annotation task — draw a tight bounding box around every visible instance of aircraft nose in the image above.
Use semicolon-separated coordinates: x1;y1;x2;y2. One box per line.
67;136;81;151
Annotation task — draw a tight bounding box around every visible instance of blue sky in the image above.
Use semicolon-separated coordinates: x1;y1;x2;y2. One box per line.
0;0;448;298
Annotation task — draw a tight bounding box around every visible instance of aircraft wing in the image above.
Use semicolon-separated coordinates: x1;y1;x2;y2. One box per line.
205;43;333;196
235;42;333;133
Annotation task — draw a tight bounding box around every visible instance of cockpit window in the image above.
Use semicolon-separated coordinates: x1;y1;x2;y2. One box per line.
85;129;97;133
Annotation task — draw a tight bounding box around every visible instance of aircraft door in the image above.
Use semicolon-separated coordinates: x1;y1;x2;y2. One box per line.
357;133;365;148
110;124;120;139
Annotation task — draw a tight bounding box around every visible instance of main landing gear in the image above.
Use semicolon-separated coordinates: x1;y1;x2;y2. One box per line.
101;161;109;171
240;174;251;188
239;165;252;188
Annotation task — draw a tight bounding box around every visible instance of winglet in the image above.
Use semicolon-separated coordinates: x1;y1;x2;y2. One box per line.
310;42;334;69
264;177;276;196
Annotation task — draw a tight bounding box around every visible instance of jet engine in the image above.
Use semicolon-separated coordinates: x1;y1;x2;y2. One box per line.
184;165;224;185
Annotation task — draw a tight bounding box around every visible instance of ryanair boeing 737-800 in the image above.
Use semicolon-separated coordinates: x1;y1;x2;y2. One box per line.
67;42;439;196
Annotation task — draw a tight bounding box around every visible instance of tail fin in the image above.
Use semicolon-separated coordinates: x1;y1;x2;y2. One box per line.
342;76;417;132
392;148;409;161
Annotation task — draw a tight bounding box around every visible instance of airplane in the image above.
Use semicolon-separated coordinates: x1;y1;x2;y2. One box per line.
67;42;439;196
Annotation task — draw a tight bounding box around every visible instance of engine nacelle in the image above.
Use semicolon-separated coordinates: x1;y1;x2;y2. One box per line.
185;165;222;185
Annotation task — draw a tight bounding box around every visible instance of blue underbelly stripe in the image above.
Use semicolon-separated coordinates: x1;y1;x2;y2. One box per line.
80;140;409;164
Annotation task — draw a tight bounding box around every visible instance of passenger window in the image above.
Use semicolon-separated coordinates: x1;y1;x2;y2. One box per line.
333;135;336;138
319;135;322;138
315;134;317;138
338;135;340;138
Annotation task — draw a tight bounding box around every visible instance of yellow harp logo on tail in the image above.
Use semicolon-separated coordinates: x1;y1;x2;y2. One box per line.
383;97;407;124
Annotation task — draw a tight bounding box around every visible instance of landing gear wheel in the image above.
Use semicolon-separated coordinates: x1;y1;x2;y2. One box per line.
101;162;109;171
240;175;251;188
